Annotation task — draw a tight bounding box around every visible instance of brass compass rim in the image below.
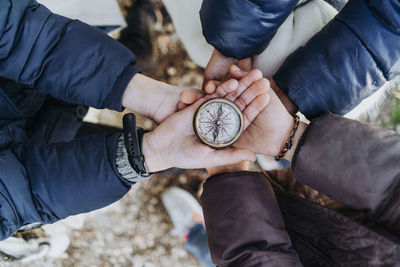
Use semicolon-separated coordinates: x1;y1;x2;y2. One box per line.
193;98;244;149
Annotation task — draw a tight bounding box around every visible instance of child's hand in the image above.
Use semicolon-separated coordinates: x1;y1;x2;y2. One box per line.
203;49;251;93
180;66;298;157
141;78;270;172
178;68;263;111
225;66;303;157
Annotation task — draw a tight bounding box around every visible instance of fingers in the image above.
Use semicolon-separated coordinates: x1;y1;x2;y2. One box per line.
234;78;270;111
204;78;238;97
213;79;238;97
237;57;252;72
177;102;188;111
181;65;267;126
179;90;204;105
204;80;222;94
242;93;270;130
225;68;263;102
203;49;237;90
179;79;237;113
204;63;261;101
188;96;213;111
229;64;249;79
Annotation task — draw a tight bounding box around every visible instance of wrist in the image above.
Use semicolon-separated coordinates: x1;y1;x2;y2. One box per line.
142;132;169;173
283;122;308;162
122;74;181;123
270;79;298;116
264;114;294;157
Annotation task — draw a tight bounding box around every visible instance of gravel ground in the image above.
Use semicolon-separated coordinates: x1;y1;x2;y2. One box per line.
8;170;207;267
34;170;207;267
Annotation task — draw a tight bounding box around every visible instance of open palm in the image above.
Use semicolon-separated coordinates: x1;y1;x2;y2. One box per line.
180;66;294;156
145;77;270;172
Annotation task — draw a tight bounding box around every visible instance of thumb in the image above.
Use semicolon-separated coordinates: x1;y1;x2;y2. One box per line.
187;94;216;112
237;57;252;72
229;64;249;79
179;90;204;105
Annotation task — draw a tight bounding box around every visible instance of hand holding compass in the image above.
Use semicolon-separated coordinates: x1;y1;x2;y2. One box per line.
182;69;270;150
183;65;298;158
141;77;269;172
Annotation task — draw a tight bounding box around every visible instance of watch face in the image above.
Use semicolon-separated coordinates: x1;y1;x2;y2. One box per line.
193;98;243;149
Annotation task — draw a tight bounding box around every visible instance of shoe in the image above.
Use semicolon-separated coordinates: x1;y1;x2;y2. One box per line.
0;220;71;263
0;236;50;263
162;187;204;240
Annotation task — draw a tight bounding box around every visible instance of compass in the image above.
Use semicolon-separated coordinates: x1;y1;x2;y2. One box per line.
193;98;244;149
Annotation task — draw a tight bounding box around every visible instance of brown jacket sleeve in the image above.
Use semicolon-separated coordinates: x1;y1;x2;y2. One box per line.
201;172;303;267
293;113;400;233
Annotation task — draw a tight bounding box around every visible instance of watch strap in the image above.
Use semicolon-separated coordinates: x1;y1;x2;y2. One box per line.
123;113;150;176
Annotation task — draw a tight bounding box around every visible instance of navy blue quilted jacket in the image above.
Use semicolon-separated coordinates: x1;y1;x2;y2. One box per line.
201;0;400;119
0;0;140;239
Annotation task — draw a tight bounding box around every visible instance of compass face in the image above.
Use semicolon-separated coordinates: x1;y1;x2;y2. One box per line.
193;98;243;149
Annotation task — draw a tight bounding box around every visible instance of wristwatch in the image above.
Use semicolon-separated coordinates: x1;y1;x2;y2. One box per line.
122;113;150;177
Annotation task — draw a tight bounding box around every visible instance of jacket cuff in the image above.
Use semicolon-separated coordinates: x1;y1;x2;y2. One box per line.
200;0;297;59
103;65;141;111
106;133;134;186
115;135;151;183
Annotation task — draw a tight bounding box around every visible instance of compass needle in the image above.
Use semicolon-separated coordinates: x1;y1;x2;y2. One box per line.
213;127;219;142
206;127;214;135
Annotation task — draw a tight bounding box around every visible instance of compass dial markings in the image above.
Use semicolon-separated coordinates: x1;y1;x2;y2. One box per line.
196;100;242;145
